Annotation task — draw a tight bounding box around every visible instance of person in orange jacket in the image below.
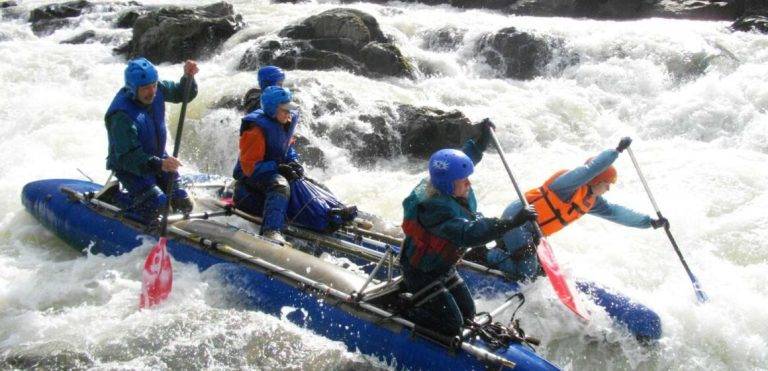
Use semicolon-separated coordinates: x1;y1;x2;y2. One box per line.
484;137;668;281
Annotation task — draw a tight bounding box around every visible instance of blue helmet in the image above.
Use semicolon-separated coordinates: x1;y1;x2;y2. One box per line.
429;149;474;195
258;65;285;90
124;57;158;98
261;86;295;117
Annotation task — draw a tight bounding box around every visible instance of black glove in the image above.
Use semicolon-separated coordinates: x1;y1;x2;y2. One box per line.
277;164;300;182
287;162;304;178
650;216;669;229
616;137;632;153
475;118;496;152
511;205;538;227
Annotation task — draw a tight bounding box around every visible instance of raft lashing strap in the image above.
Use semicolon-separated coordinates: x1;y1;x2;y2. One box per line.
466;293;541;350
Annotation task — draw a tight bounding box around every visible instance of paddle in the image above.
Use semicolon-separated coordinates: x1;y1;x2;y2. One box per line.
625;147;708;303
488;128;590;320
139;74;194;309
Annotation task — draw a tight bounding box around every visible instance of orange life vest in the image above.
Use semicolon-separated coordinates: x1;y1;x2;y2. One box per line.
525;170;597;236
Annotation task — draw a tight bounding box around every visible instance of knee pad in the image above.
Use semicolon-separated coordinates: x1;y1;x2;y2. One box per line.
268;175;291;198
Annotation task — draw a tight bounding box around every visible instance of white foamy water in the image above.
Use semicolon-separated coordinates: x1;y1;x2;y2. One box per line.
1;0;767;369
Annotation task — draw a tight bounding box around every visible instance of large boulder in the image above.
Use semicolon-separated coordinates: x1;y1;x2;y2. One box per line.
397;105;480;159
117;2;244;63
476;27;554;80
238;8;413;78
29;0;93;36
322;104;481;165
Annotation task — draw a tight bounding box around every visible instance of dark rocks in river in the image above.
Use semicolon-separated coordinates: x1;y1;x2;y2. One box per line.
116;2;244;63
213;88;263;113
61;29;96;44
29;0;93;36
115;7;153;29
238;8;413;78
293;134;327;169
322;104;481;165
476;27;554;80
397;105;481;159
1;1;18;8
732;15;768;33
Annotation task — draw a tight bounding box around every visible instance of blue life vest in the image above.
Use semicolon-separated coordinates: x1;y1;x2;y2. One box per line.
105;87;167;170
242;109;297;162
233;109;298;181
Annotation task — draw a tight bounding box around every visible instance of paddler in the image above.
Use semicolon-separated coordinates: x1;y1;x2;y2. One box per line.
105;57;199;222
399;118;538;337
484;137;669;281
232;72;301;243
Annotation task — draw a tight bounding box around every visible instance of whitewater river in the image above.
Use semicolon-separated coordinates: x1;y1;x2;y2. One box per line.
1;0;767;369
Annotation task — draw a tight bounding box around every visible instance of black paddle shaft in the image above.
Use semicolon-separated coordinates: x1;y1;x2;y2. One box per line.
626;147;708;303
159;75;194;237
488;128;545;239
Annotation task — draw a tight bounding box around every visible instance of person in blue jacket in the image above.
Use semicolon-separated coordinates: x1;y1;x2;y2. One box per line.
485;137;669;281
400;119;538;337
232;83;301;243
105;57;199;223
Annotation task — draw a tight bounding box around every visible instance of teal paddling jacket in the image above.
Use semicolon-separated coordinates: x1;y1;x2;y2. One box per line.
400;139;515;275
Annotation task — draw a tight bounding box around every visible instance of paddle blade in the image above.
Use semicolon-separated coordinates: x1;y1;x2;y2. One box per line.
691;274;709;303
536;238;590;320
139;237;173;309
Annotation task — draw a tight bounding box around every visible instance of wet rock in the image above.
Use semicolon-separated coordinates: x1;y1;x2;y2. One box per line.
323;104;482;165
60;29;96;44
294;134;327;169
476;27;553;80
732;15;768;33
420;26;466;52
238;8;412;78
327;110;401;165
115;8;148;28
213;88;262;113
119;2;244;63
1;1;18;8
397;105;479;159
360;42;413;77
29;0;93;36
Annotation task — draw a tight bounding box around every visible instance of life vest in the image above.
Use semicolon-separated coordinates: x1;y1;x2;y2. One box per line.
234;109;297;180
105;87;167;186
525;169;596;236
401;180;477;274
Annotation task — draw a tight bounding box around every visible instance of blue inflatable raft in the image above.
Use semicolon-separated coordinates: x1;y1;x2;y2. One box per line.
21;178;560;371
